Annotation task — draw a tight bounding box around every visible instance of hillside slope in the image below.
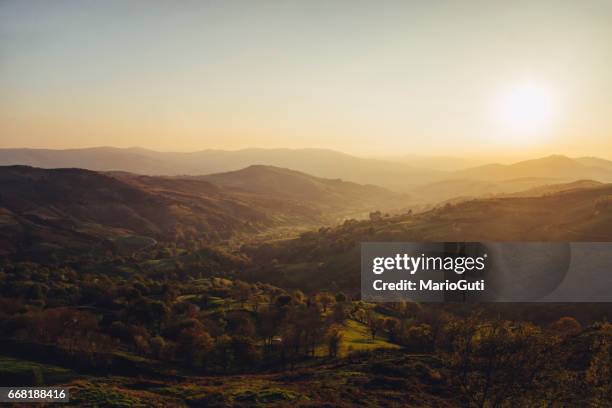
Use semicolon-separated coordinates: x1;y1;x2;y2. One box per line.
199;165;405;212
407;177;556;205
0;166;408;258
500;180;604;198
400;156;612;205
0;147;442;191
245;183;612;292
5;148;612;194
453;155;612;182
0;166;272;258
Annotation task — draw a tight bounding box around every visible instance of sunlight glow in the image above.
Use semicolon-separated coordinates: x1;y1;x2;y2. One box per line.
497;83;556;135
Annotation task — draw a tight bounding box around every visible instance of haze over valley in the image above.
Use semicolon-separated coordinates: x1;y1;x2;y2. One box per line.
2;146;612;201
2;147;612;264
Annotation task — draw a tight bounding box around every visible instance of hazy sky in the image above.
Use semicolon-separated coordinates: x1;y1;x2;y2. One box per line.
1;0;611;159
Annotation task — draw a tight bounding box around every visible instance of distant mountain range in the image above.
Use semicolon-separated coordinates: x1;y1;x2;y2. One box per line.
2;147;612;198
2;157;611;262
0;165;403;259
374;154;488;171
454;155;612;181
0;147;442;191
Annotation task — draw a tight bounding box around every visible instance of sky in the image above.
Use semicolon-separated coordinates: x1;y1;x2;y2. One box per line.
1;0;612;159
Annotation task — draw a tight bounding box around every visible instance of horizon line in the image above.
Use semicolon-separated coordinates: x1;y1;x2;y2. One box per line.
0;145;611;163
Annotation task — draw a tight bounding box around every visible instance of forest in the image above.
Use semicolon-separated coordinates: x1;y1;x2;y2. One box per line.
0;165;610;406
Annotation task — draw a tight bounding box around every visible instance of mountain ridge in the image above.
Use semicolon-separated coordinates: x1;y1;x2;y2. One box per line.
198;164;401;207
454;154;612;181
3;148;612;193
0;165;407;258
0;147;442;191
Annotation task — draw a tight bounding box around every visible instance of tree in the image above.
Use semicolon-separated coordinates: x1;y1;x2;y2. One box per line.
586;336;611;405
402;323;432;351
226;314;256;337
279;325;301;368
383;318;401;342
302;306;325;356
369;211;382;221
326;324;344;357
550;316;582;338
127;298;170;333
275;294;292;309
249;293;267;312
330;302;347;324
442;316;553;408
366;310;384;340
150;335;166;360
292;290;306;304
258;309;280;349
415;306;448;347
212;335;233;372
176;327;214;369
232;281;251;308
317;293;335;313
230;335;260;369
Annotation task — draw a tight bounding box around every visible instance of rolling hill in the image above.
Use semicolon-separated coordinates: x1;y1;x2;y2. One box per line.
376;154;487;171
499;179;604;198
0;166;268;259
0;147;173;175
0;147;442;191
245;182;612;292
402;155;612;205
407;177;557;205
0;165;406;259
4;148;612;195
198;165;405;212
4;147;612;206
453;155;612;182
575;156;612;171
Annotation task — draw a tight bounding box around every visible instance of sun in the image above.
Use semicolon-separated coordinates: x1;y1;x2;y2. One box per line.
496;82;556;135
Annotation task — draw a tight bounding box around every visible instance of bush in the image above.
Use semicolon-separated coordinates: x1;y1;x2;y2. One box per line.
402;324;433;352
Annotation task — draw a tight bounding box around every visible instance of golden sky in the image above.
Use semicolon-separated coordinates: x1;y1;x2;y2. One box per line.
1;1;611;159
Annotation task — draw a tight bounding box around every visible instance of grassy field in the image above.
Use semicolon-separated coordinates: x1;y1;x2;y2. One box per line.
316;319;400;357
0;356;79;386
113;235;157;255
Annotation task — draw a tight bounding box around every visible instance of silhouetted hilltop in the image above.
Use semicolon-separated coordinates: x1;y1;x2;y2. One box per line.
454;155;612;181
0;166;271;258
199;165;404;210
0;165;407;258
0;147;442;191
